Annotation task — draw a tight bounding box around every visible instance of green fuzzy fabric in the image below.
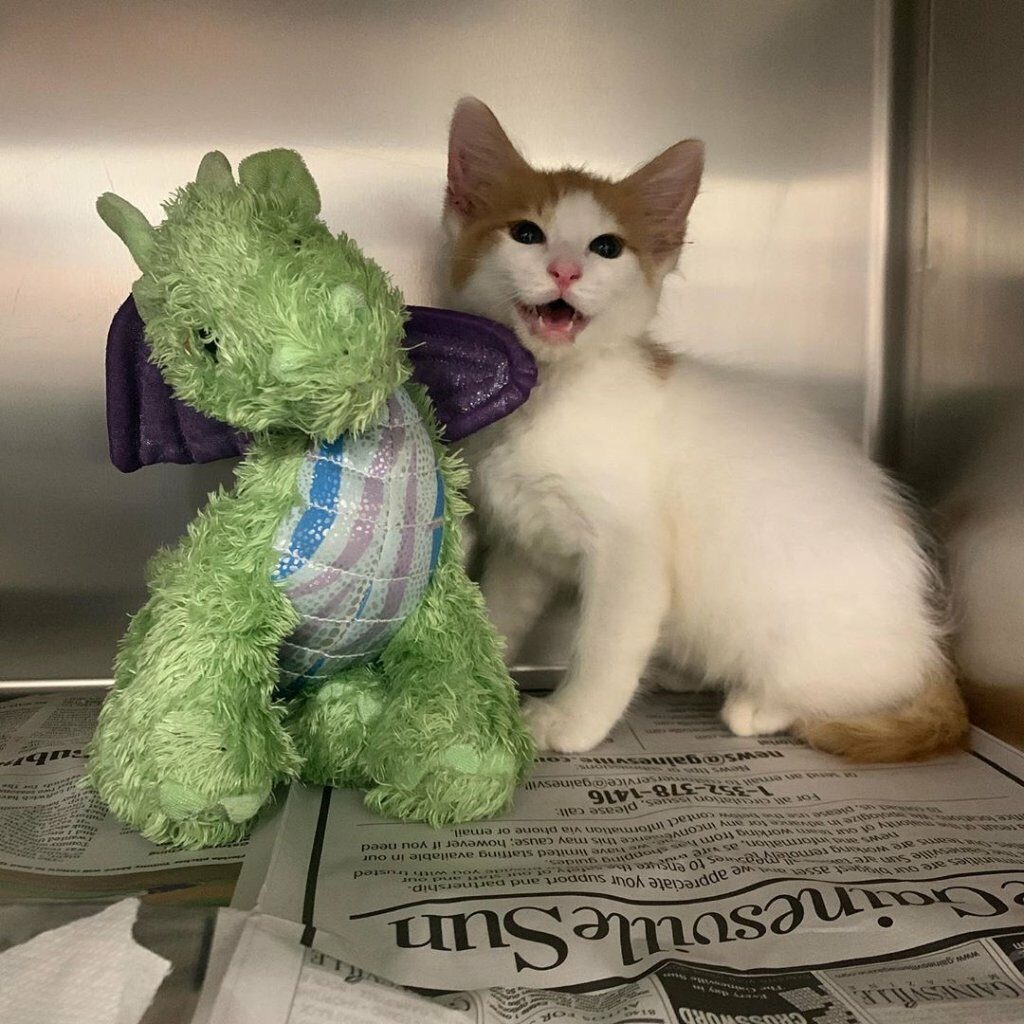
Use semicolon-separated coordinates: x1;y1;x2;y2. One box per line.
88;149;534;849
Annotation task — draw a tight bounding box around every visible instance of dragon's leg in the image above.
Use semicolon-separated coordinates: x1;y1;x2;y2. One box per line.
362;538;535;825
85;559;302;849
286;663;388;788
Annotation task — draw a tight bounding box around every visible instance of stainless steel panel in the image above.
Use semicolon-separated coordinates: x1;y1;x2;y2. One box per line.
1;0;887;679
899;0;1024;496
2;901;219;1023
894;0;1024;695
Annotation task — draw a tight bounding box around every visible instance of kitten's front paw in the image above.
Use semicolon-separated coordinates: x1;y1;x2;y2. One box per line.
722;693;795;737
522;695;609;753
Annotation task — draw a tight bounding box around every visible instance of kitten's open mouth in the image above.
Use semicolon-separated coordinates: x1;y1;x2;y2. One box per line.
515;299;590;345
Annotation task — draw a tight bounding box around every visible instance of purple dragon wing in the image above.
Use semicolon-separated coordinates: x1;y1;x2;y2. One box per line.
106;296;537;471
403;305;537;441
106;295;248;473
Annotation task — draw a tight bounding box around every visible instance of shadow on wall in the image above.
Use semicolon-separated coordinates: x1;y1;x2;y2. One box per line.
0;391;237;678
939;400;1024;694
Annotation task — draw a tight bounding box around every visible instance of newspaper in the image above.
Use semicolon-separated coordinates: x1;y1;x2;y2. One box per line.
199;912;1024;1024
0;692;249;901
217;687;1024;1023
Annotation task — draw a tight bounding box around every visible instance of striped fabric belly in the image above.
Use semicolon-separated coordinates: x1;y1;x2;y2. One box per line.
271;388;444;692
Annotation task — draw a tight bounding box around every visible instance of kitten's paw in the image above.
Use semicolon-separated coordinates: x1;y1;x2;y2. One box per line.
522;695;609;753
722;694;795;737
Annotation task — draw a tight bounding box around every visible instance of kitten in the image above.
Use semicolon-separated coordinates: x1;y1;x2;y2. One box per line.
443;97;968;760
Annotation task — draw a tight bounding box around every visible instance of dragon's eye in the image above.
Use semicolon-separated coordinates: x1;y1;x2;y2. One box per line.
197;328;219;362
292;238;302;249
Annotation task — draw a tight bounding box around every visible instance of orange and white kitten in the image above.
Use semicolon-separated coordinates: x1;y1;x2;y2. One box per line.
443;98;967;760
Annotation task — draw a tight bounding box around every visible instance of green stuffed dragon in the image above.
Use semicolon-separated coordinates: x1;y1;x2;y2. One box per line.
88;148;535;848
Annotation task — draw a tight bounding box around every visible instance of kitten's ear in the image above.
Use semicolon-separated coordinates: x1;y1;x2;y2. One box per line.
447;97;530;219
622;139;705;259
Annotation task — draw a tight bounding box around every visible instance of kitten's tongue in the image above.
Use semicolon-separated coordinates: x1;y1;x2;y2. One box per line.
517;299;590;345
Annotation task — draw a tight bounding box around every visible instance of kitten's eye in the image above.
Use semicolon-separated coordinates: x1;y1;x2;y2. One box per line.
510;220;545;245
197;328;219;362
589;234;623;259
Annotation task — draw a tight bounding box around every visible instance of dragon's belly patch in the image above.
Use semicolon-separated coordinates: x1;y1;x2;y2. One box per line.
271;389;444;690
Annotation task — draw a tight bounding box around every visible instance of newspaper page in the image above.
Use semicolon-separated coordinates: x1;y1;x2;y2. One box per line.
199;910;1024;1024
0;692;249;901
195;912;466;1024
232;688;1024;1023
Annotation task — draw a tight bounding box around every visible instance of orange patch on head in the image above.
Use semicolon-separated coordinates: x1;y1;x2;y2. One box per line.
587;173;687;283
448;165;617;287
449;166;685;289
446;97;705;291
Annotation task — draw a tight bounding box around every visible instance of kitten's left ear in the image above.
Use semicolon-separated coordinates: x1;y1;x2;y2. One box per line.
622;139;705;259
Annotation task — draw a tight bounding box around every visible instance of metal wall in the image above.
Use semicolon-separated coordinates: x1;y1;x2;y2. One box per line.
898;0;1024;496
1;0;887;679
897;0;1024;702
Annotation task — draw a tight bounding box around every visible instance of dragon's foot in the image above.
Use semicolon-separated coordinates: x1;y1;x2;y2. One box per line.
86;698;300;849
361;693;533;826
288;665;388;788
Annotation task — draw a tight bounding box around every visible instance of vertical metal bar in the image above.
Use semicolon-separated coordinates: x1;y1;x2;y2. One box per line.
864;0;897;462
864;0;929;471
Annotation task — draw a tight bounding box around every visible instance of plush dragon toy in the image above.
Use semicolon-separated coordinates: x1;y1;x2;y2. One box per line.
88;148;536;848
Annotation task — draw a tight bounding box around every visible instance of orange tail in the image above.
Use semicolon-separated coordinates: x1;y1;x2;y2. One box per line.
796;667;969;763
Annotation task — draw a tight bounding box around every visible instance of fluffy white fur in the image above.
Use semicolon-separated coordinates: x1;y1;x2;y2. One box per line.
445;103;947;753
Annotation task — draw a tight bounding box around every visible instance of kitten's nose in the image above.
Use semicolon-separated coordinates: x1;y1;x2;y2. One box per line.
547;259;582;291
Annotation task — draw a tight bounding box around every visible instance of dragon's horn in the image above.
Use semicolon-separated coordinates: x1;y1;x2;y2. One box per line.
96;193;157;270
237;149;320;217
195;150;236;193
